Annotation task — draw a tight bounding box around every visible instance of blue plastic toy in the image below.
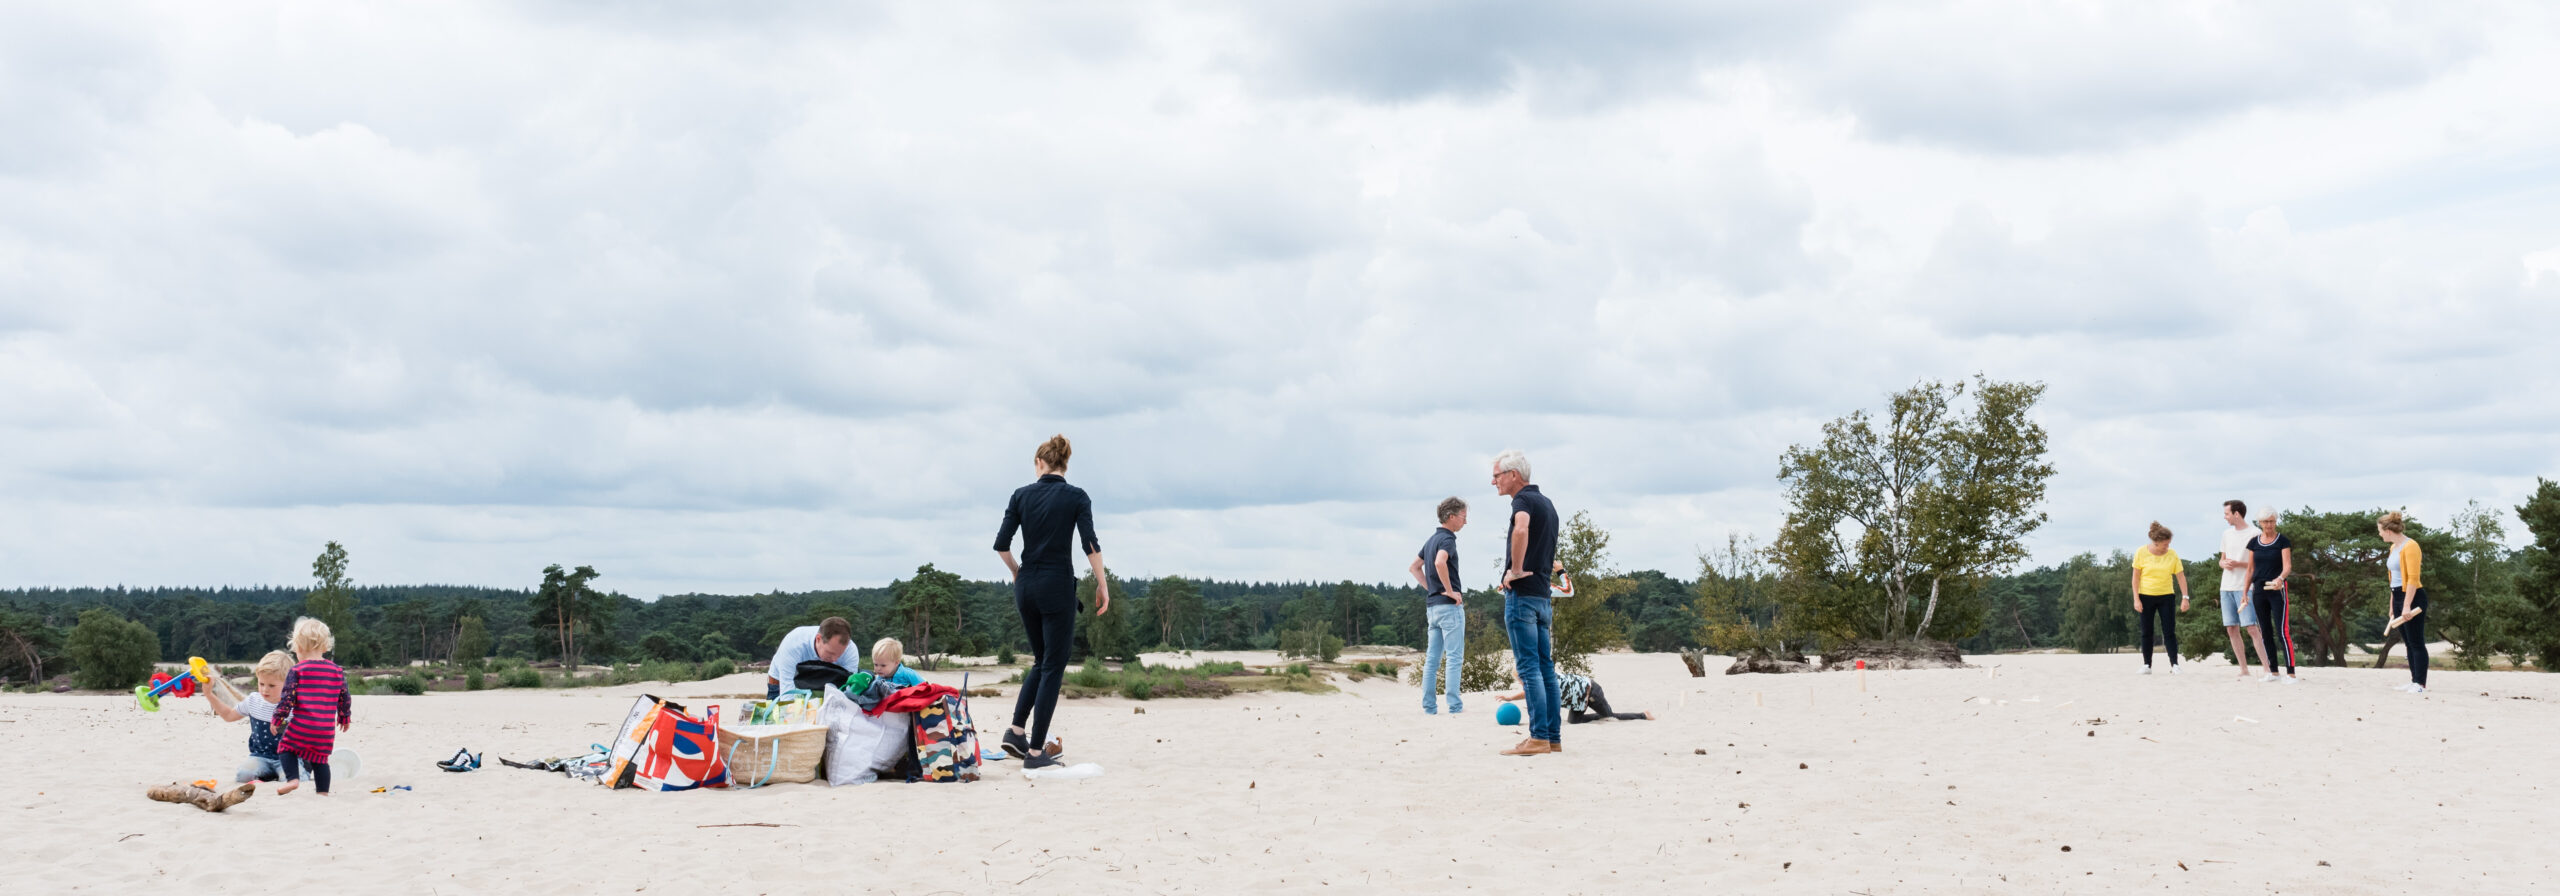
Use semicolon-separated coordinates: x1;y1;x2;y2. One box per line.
1495;703;1522;726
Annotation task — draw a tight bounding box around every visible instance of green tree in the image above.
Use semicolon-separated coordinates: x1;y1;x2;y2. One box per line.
2513;479;2560;671
1148;576;1206;649
67;608;159;689
0;608;64;684
891;563;965;669
1771;377;2055;642
2057;552;2133;653
1549;511;1630;674
2434;500;2528;669
305;541;355;645
1692;533;1795;658
452;615;491;669
2277;509;2392;667
528;564;608;667
1331;581;1384;648
1619;569;1700;653
1076;571;1137;661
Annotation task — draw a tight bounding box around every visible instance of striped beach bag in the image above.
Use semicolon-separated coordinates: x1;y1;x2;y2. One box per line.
910;694;981;783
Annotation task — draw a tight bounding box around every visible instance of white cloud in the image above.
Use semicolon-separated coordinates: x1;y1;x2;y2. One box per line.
2;0;2556;597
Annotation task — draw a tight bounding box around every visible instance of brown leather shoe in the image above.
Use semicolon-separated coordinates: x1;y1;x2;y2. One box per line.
1501;738;1557;756
1549;741;1564;752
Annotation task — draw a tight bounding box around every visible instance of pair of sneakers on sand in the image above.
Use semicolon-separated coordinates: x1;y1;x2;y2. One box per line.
1000;728;1068;769
148;781;256;812
1501;738;1562;756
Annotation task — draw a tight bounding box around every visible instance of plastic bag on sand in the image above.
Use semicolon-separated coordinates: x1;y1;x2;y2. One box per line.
822;684;910;787
1022;762;1104;781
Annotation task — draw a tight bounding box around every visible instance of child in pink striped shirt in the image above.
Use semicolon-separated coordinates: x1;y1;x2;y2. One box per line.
272;618;351;795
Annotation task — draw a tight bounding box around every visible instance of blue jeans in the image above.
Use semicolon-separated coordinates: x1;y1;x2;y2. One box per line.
1503;592;1560;743
1420;604;1466;713
234;755;283;784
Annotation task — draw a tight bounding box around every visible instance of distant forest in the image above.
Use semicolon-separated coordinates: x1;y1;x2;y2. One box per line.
5;546;2472;679
8;378;2553;686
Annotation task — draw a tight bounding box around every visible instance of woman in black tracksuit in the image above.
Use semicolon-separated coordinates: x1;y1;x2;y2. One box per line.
995;435;1109;769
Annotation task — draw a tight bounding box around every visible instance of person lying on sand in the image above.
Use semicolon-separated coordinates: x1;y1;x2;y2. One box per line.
1498;670;1653;724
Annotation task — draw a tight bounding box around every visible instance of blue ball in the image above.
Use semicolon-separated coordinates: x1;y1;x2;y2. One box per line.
1495;703;1522;726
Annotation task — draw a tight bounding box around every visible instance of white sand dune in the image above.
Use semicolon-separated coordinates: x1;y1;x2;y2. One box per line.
5;652;2552;894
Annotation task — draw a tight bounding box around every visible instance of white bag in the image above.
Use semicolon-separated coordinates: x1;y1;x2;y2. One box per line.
821;684;911;786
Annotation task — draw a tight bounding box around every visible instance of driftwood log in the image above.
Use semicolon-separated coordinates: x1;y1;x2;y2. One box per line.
1722;648;1817;675
1818;639;1972;671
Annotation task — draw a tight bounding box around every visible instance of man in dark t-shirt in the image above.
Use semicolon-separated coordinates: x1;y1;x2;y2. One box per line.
1409;497;1470;714
1491;450;1562;756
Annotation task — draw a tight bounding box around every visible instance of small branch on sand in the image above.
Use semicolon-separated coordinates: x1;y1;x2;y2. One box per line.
696;823;796;829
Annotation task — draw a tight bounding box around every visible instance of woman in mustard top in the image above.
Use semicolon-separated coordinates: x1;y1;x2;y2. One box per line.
2130;521;2191;674
2378;511;2428;694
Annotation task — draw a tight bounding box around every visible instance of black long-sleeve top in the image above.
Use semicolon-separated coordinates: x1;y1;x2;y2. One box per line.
994;474;1100;573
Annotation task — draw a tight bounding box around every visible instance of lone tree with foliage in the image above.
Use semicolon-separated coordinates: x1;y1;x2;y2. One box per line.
2275;509;2393;667
892;563;965;669
1771;376;2054;643
306;541;355;644
1692;533;1795;663
2514;479;2560;671
452;615;491;669
1149;575;1206;649
67;608;159;690
529;564;608;667
1076;570;1137;662
1549;511;1630;673
2057;552;2134;653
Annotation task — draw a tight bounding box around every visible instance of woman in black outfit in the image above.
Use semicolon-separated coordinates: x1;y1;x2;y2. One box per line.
995;435;1109;769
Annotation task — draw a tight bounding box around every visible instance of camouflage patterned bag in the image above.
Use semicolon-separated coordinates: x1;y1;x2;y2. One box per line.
909;694;981;783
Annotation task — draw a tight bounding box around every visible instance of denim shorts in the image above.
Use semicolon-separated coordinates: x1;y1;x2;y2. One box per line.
2219;590;2258;627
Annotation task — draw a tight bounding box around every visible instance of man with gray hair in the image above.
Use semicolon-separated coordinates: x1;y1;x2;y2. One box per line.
1491;449;1562;756
1409;497;1469;715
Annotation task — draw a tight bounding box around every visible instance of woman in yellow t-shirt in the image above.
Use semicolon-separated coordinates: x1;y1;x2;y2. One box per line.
2129;521;2192;674
2379;511;2428;694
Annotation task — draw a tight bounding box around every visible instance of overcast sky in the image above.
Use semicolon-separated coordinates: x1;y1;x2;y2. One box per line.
5;1;2556;598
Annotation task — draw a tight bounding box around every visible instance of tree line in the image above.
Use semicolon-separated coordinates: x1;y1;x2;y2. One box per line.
8;379;2555;689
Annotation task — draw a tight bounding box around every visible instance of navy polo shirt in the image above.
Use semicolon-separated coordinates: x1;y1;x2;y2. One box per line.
1504;484;1559;597
1419;527;1461;606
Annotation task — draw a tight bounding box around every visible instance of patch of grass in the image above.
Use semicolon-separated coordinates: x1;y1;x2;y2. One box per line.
466;671;486;691
1069;658;1114;689
381;674;425;696
501;668;543;689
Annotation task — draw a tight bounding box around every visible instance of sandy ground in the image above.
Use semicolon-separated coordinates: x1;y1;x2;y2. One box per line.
5;651;2554;895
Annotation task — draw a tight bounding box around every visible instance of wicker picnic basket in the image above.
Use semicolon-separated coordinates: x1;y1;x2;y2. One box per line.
717;723;827;787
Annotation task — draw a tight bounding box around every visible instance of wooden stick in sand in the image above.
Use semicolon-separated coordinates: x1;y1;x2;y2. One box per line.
1857;659;1867;692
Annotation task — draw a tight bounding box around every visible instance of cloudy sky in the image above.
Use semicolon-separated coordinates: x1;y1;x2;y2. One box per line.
4;1;2556;598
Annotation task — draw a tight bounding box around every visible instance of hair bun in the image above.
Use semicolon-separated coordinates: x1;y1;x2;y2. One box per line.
1035;434;1073;471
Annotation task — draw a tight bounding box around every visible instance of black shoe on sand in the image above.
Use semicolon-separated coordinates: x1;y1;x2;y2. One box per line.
1021;752;1061;770
1001;730;1031;760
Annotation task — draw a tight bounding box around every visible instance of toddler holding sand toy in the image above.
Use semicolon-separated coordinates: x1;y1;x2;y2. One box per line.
272;618;351;795
204;650;296;783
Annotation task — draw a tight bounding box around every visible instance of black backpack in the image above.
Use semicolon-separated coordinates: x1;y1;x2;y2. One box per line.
793;659;855;693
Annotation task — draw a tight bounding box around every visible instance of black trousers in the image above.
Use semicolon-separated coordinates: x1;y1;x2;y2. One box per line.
1568;681;1647;724
2136;593;2179;666
1011;574;1078;748
2254;585;2296;675
2393;587;2429;686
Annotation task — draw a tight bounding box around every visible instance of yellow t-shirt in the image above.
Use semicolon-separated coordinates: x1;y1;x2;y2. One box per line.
2133;546;2182;595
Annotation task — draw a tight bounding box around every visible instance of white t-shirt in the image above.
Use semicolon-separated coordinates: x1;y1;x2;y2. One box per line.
2219;526;2254;591
235;692;276;722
